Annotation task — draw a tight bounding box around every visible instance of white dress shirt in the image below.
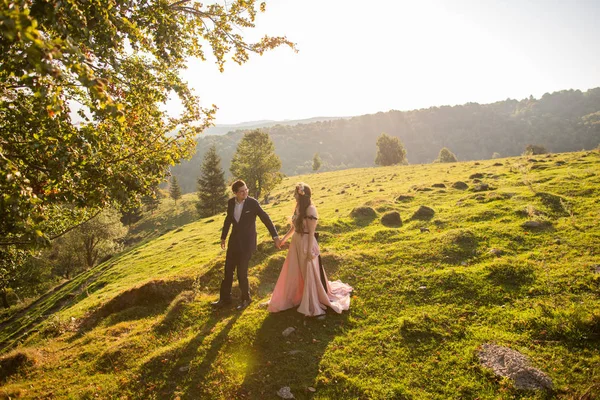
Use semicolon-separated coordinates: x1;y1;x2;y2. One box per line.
233;199;245;222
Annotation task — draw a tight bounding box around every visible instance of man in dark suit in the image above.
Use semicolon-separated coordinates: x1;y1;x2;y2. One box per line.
212;180;280;310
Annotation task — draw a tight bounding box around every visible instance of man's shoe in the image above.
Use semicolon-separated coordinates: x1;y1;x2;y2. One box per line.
211;299;231;308
236;299;252;311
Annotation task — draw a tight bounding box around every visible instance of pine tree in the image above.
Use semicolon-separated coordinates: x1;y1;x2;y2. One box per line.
169;176;182;205
312;153;322;172
197;145;228;217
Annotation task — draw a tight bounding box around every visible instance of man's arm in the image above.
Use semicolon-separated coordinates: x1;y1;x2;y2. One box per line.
255;199;279;243
221;200;233;249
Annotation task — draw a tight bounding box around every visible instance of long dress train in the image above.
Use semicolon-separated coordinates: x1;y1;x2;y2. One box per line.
268;220;353;316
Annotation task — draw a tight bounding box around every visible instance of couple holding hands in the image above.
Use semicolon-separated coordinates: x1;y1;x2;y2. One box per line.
212;180;352;316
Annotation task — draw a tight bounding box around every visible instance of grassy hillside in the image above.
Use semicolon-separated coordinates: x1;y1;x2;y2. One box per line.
1;151;599;399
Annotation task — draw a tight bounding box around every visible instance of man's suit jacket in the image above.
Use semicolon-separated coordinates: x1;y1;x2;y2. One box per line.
221;197;278;255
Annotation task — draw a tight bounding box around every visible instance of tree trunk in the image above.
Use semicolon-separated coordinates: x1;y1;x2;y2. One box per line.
1;290;9;308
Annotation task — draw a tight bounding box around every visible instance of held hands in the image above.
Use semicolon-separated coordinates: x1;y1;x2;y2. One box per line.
220;239;226;250
274;236;289;249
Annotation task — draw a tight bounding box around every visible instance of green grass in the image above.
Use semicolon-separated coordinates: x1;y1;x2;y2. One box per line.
1;151;599;399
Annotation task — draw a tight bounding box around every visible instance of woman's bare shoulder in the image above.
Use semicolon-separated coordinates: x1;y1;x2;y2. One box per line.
306;204;319;219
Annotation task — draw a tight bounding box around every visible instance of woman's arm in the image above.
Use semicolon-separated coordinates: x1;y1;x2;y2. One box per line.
305;205;318;261
279;225;295;247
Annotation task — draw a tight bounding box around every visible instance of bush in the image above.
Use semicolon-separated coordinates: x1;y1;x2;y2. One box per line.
524;144;547;155
435;147;458;163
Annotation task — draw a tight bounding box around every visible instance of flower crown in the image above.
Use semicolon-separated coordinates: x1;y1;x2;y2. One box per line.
296;182;306;196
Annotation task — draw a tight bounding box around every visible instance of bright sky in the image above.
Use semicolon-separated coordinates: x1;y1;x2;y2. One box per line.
172;0;600;125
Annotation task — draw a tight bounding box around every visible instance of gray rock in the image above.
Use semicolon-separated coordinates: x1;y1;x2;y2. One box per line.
489;248;504;256
522;221;551;229
282;327;295;337
478;344;552;391
593;265;600;274
277;386;295;399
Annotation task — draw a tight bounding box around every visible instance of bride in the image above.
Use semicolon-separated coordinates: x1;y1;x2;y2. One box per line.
268;182;353;316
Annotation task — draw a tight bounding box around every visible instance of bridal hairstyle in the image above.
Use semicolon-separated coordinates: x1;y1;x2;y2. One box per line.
294;182;313;233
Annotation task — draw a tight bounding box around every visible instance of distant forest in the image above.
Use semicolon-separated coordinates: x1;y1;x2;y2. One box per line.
173;88;600;193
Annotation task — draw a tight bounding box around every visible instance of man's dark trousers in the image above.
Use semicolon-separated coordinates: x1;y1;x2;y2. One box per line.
220;247;252;302
219;196;278;303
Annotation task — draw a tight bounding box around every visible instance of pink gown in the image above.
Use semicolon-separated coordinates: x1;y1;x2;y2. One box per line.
268;207;353;316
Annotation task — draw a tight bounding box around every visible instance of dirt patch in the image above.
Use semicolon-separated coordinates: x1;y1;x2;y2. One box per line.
381;211;402;227
0;350;39;383
350;206;377;219
411;206;435;220
478;344;552;391
452;181;469;190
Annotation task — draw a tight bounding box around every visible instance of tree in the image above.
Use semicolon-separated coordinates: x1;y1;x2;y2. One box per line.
169;176;182;205
312;153;322;172
120;207;143;227
375;133;407;166
142;187;161;215
196;145;228;217
1;1;295;248
435;147;458;163
77;209;127;268
0;246;28;308
524;144;548;155
230;130;282;200
47;209;126;278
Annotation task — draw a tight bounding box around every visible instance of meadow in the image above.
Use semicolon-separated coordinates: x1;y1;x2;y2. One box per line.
1;150;599;399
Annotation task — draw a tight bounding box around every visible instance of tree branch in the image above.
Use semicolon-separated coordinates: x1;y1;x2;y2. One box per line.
0;209;102;247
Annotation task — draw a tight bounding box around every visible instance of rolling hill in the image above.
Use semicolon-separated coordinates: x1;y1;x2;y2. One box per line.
1;150;599;399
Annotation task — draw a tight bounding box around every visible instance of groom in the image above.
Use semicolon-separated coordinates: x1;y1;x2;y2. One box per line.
212;180;280;310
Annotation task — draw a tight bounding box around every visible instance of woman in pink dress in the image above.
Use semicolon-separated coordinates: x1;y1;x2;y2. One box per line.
268;182;353;316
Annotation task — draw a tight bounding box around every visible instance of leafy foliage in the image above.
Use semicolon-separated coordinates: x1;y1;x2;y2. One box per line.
375;132;407;166
312;152;322;172
172;88;600;193
0;0;295;246
0;246;28;307
435;147;458;163
196;144;228;217
230;130;282;200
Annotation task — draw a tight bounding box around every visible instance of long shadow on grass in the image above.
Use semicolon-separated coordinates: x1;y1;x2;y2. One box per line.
0;261;117;353
236;309;350;399
127;310;240;399
71;278;194;340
